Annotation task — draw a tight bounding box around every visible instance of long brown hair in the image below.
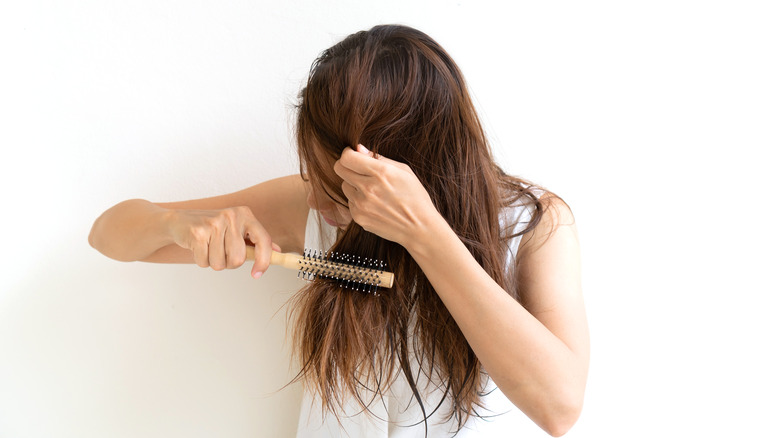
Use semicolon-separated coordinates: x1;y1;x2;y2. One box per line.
291;24;546;432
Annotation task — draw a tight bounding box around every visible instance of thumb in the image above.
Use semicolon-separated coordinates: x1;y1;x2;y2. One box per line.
357;143;372;155
357;143;407;170
244;224;272;279
357;143;388;161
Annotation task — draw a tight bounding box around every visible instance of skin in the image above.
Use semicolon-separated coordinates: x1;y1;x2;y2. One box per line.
88;144;588;437
336;145;588;436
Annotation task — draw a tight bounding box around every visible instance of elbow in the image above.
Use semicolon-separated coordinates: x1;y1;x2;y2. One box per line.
88;224;98;250
538;394;584;437
545;419;577;437
88;215;114;257
88;225;98;250
88;218;103;252
534;357;589;436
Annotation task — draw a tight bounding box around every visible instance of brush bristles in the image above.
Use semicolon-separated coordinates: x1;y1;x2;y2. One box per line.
297;248;386;295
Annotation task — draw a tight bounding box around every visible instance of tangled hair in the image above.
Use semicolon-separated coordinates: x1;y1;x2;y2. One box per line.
291;24;548;432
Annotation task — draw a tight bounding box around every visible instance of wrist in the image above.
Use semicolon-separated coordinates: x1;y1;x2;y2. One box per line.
158;207;181;245
403;212;456;260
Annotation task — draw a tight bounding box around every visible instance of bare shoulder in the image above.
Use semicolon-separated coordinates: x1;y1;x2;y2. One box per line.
515;193;588;357
518;193;577;256
156;174;310;253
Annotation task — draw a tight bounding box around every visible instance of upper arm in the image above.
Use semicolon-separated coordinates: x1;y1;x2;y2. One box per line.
146;174;310;262
516;196;589;361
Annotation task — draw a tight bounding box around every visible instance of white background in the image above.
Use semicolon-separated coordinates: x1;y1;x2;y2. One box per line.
1;1;778;437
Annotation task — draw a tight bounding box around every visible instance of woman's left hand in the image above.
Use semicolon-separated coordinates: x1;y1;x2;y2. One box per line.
333;144;444;248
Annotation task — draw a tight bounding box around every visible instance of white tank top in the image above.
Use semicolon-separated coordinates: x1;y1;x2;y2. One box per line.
296;200;538;437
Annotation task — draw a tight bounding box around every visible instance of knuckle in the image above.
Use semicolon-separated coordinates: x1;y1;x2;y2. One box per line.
226;256;243;269
228;248;246;268
236;206;252;217
191;227;209;242
205;217;222;231
220;208;237;222
194;254;209;268
258;234;272;248
211;255;227;271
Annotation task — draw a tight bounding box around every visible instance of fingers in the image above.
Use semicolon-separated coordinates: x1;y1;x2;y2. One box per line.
336;146;379;177
208;223;228;271
334;145;384;196
334;154;371;186
336;144;411;202
336;144;411;184
210;210;250;271
192;237;210;268
224;220;246;269
244;221;273;278
182;207;274;278
356;143;371;154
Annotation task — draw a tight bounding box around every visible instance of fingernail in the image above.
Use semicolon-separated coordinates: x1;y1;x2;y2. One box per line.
252;271;263;279
357;144;370;154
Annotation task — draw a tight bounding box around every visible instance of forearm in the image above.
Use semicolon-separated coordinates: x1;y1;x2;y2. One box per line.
406;218;585;434
89;199;176;262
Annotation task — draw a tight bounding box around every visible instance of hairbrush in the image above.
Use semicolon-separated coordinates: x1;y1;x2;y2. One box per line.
245;247;394;294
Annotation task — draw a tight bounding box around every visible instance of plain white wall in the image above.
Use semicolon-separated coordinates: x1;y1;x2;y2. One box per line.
1;1;778;437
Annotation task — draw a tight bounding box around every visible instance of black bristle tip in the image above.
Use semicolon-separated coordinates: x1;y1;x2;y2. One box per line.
297;247;386;295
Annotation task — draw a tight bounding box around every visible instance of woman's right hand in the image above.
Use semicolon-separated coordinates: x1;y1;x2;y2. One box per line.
167;206;280;278
90;176;309;277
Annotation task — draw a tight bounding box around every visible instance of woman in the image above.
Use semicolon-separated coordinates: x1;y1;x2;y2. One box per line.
90;25;588;437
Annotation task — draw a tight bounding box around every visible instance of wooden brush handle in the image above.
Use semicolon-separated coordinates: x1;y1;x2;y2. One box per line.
244;247;301;268
245;247;394;289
